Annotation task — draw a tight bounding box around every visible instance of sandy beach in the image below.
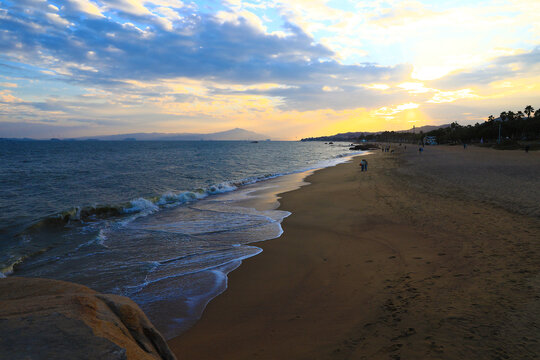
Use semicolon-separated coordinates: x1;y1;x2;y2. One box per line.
169;145;540;360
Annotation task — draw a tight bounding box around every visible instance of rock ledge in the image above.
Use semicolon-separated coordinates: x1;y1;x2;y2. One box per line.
0;277;177;360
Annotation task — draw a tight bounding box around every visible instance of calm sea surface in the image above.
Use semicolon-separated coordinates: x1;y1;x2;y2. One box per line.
0;140;361;337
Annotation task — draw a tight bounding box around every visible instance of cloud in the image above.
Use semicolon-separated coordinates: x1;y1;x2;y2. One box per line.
373;102;419;117
0;89;21;103
369;0;436;28
397;82;432;94
100;0;153;17
0;2;339;84
365;83;390;91
0;0;412;115
427;89;479;104
395;82;480;104
215;10;267;34
1;0;539;138
62;0;104;18
0;121;86;138
432;47;540;89
45;12;71;27
322;85;341;92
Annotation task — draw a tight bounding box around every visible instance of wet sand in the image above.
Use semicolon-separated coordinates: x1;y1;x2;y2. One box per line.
169;145;540;359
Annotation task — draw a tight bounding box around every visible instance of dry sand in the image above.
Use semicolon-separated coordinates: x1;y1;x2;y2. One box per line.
169;145;540;359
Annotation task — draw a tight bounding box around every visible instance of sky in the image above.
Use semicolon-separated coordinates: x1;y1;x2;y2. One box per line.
0;0;539;139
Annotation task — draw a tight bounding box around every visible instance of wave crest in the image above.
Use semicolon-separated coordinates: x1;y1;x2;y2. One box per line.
19;150;363;233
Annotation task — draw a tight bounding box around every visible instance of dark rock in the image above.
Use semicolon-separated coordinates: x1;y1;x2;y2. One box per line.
0;277;177;360
349;143;379;150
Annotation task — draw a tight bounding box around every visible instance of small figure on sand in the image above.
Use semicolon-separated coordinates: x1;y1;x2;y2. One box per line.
418;147;423;154
360;159;368;171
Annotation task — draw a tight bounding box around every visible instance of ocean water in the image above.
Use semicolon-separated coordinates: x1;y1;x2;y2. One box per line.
0;140;361;338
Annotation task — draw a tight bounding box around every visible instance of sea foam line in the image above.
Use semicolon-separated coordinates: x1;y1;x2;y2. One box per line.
15;150;364;241
119;150;363;223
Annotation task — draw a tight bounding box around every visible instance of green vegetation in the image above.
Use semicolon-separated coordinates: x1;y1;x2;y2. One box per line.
364;105;540;149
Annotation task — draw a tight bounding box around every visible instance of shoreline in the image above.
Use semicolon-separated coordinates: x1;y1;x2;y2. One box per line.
168;145;540;359
1;147;365;342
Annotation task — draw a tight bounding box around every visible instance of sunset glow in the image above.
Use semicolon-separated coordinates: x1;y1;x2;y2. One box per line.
1;0;539;139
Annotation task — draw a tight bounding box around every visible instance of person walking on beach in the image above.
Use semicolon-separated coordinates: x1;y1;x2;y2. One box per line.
361;159;368;171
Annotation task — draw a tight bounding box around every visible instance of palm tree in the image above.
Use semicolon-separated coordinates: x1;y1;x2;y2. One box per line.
507;111;515;121
488;115;495;122
516;111;524;120
525;105;534;118
500;111;508;121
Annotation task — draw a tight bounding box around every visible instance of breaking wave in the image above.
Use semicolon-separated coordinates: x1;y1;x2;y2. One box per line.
18;150;364;235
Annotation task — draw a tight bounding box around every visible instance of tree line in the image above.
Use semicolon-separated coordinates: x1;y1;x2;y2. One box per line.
364;105;540;146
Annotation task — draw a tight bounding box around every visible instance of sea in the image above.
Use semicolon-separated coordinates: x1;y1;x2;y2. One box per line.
0;140;362;338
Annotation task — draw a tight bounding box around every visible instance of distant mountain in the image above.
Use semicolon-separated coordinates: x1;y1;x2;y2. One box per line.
301;124;451;142
405;124;451;133
301;131;376;142
71;128;270;141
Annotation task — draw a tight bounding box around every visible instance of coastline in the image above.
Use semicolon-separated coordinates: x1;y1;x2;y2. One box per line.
168;145;540;359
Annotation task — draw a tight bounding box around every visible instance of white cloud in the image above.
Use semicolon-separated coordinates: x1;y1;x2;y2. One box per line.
215;10;267;33
154;6;182;21
146;0;184;7
322;85;341;92
365;83;390;91
66;0;104;17
99;0;152;17
0;90;22;103
397;82;432;94
427;89;479;103
0;83;18;88
373;102;419;117
45;13;71;27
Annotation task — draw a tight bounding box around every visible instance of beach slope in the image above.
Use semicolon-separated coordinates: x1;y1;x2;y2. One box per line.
170;146;540;359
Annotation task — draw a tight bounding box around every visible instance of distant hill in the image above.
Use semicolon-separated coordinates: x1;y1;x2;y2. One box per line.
407;124;451;133
301;124;450;142
71;128;270;141
301;131;377;142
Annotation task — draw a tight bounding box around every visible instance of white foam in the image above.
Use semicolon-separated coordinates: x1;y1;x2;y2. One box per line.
157;191;207;206
124;198;159;214
83;149;364;229
207;182;237;194
95;229;108;246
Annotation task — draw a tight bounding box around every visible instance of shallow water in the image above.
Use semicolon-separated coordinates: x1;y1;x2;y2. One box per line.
0;140;361;337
